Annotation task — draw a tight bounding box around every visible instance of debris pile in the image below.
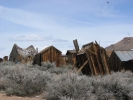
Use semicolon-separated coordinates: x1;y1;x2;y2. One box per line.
9;44;37;64
73;39;110;75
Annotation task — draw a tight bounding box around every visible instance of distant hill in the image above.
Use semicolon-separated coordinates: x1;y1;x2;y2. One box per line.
105;37;133;51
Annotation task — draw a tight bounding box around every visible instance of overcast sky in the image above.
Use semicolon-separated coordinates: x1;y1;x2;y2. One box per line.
0;0;133;58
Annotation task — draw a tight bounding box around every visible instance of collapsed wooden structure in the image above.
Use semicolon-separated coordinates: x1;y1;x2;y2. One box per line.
9;44;37;64
73;39;110;75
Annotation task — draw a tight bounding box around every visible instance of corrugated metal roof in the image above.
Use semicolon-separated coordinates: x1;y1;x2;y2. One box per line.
114;51;133;61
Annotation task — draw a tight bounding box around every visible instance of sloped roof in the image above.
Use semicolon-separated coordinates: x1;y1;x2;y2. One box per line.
39;46;61;54
66;50;76;55
14;44;37;57
114;51;133;61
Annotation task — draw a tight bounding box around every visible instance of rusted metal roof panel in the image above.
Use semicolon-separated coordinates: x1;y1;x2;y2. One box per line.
115;51;133;61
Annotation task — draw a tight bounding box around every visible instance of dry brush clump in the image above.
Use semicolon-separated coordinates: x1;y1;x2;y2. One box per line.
40;62;75;74
45;71;133;100
0;61;53;96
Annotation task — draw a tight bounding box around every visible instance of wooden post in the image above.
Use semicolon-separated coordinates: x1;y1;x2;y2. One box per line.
90;55;97;75
101;49;110;74
73;39;79;53
86;52;95;75
77;60;88;73
93;43;104;75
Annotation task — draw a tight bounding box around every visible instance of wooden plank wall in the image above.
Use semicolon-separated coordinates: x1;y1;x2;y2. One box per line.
41;47;61;67
109;52;121;72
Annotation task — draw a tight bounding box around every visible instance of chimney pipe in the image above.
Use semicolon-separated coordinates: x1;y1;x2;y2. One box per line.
36;48;38;53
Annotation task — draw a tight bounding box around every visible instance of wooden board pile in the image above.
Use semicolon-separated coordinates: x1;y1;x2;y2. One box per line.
73;39;110;75
18;55;34;64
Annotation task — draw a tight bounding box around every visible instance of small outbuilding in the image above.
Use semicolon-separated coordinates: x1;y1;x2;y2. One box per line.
109;50;133;72
33;46;62;67
3;56;8;61
66;50;76;66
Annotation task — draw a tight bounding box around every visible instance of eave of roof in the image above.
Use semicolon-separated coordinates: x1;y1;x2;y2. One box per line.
66;50;76;55
39;46;62;54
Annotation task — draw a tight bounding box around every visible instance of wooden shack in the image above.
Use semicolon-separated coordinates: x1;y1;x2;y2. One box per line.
109;50;133;72
33;46;62;67
9;44;37;63
3;56;8;61
73;39;110;75
66;50;76;66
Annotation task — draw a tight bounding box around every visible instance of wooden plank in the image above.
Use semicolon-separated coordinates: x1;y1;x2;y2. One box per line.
90;55;97;75
93;44;104;75
77;60;88;73
91;43;100;75
88;49;97;55
85;52;95;75
73;39;79;53
101;49;110;74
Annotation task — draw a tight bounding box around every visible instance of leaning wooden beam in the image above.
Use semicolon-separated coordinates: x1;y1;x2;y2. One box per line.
90;55;98;75
73;39;80;53
101;49;110;74
90;43;100;75
77;60;88;73
86;52;95;75
96;41;110;74
88;49;97;55
93;43;104;75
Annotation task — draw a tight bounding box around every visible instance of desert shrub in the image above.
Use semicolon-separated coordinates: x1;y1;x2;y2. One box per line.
39;62;74;74
0;61;16;76
0;61;15;67
5;66;52;96
0;77;9;90
45;72;92;100
0;62;53;96
45;71;133;100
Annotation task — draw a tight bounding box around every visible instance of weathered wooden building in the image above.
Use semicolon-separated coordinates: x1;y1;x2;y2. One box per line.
9;44;37;63
0;58;3;63
66;50;76;66
73;39;110;75
60;55;68;66
109;50;133;72
3;56;8;61
33;46;62;67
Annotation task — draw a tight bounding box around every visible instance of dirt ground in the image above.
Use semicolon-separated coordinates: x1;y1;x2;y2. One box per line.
0;92;45;100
